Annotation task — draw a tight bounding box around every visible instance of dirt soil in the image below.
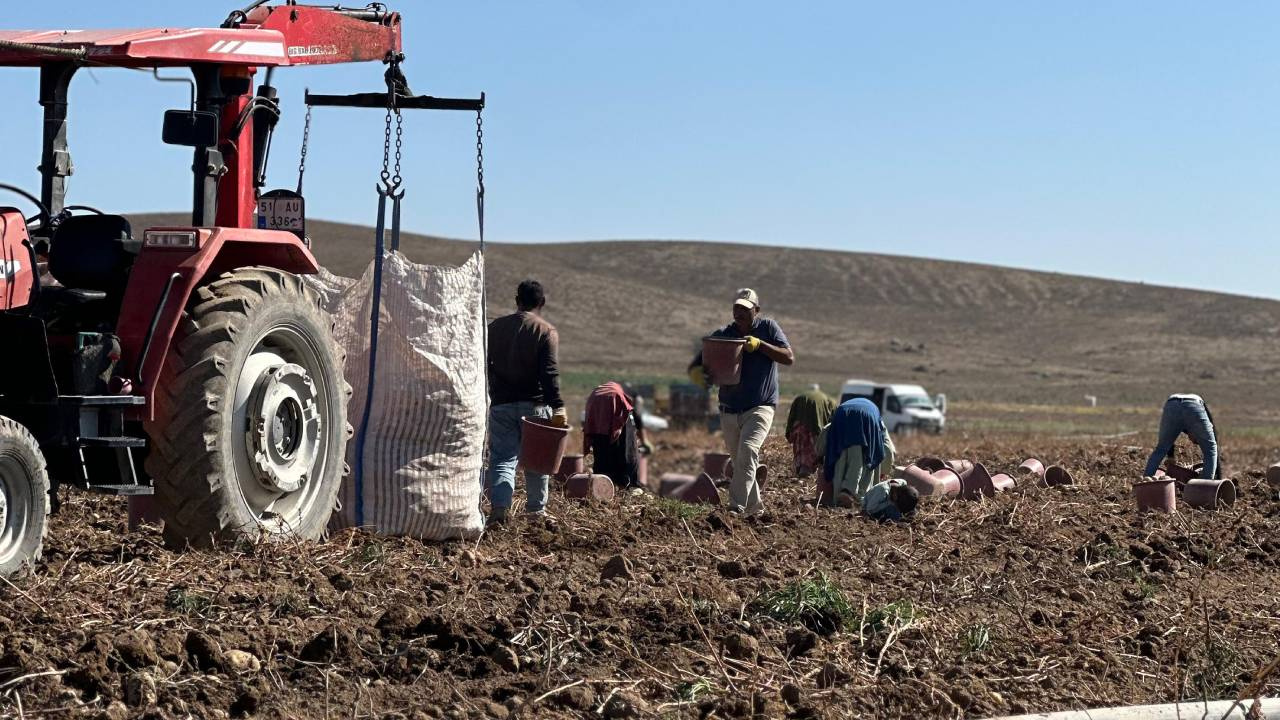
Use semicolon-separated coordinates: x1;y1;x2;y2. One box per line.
2;429;1279;720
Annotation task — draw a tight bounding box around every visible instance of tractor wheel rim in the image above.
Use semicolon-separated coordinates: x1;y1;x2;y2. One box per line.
0;456;31;565
231;323;332;532
246;363;321;494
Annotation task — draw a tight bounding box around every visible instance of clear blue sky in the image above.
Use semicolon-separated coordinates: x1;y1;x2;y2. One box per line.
1;2;1278;298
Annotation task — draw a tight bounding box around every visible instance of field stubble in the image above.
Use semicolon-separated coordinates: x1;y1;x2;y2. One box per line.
1;428;1278;719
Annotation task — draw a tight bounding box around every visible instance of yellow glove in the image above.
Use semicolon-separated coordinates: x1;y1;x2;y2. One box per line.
743;336;762;353
688;365;710;389
550;407;569;428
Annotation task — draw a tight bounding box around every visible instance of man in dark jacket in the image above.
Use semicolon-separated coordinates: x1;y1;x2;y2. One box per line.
486;280;568;523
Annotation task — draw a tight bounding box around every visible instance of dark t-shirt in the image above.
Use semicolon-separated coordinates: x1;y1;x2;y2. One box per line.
694;317;790;414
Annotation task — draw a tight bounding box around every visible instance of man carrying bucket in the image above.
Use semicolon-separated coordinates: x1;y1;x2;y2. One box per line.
486;280;569;524
689;288;794;515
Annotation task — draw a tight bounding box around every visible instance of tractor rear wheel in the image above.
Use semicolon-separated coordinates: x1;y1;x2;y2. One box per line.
144;267;351;547
0;416;50;576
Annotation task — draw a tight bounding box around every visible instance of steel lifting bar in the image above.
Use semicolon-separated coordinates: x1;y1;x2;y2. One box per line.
304;90;484;112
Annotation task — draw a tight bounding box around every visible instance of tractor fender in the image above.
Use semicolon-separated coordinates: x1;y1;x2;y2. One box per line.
116;227;319;421
0;208;36;311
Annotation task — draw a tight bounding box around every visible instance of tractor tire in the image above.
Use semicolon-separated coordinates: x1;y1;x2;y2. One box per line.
0;416;50;576
144;267;351;548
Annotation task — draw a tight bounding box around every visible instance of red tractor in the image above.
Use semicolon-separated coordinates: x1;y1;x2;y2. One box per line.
0;3;411;572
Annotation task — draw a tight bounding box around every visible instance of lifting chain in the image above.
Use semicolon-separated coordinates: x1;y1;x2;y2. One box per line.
296;103;312;194
381;106;403;191
475;107;485;246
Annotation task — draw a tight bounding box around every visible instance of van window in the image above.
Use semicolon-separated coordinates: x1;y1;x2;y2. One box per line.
840;393;872;404
886;396;901;413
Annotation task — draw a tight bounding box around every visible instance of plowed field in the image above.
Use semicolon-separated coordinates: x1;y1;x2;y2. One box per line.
3;429;1279;719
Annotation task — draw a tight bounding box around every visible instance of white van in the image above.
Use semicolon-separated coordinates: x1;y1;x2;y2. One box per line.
839;379;947;434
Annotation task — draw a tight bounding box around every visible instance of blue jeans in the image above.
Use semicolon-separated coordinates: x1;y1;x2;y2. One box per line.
1144;397;1218;479
486;401;552;512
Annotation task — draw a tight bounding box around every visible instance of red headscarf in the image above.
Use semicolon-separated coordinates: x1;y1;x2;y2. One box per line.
583;382;634;442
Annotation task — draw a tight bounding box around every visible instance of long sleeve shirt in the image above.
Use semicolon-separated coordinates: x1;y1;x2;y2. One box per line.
487;311;563;408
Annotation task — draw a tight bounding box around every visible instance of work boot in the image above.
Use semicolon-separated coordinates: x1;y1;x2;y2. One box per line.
488;507;509;526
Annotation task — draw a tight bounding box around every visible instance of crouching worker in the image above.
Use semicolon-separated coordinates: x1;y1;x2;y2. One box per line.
786;385;836;477
583;382;650;494
1143;393;1220;480
860;478;919;522
821;398;899;510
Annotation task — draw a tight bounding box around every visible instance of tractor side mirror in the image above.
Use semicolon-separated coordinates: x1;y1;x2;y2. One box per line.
162;110;220;147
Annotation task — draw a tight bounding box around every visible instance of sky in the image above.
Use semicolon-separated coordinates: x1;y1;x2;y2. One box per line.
1;2;1278;298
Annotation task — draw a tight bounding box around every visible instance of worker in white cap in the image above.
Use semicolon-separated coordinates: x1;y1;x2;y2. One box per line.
688;288;794;515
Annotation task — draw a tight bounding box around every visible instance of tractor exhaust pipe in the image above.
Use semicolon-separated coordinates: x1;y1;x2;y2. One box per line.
251;67;280;191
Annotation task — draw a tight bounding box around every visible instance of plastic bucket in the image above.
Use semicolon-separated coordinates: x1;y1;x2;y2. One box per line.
702;337;745;385
903;465;961;497
1133;478;1176;513
703;452;731;479
659;473;696;498
519;417;569;476
1183;479;1236;510
565;473;615;502
1042;465;1074;487
678;473;722;505
557;453;584;483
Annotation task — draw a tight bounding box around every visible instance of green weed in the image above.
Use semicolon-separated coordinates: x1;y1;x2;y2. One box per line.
861;599;920;635
675;677;713;702
165;587;215;617
752;572;856;634
960;623;991;657
652;497;707;520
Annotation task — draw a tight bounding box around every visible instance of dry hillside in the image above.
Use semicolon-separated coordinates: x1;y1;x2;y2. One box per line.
130;214;1280;418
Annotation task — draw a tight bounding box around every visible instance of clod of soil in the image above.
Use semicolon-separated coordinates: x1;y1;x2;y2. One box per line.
600;554;634;581
184;630;223;672
722;632;760;661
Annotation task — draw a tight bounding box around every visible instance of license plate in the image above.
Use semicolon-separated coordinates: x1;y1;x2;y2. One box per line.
257;193;305;233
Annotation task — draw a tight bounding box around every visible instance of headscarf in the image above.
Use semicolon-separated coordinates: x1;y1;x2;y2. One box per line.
786;388;837;441
583;382;634;442
823;398;886;484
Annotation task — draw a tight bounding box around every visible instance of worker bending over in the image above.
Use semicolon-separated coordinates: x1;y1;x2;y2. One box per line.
822;398;916;521
689;288;794;516
1143;393;1220;480
486;280;568;524
583;382;651;494
786;385;836;477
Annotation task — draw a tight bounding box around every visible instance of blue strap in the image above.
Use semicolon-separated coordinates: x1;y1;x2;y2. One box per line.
353;185;390;526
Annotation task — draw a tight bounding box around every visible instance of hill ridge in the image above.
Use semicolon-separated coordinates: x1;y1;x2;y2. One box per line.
129;212;1280;411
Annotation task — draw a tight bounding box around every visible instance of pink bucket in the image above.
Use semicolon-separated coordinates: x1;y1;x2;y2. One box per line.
702;337;745;385
1133;478;1176;513
1182;479;1236;510
519;417;569;475
556;453;584;483
703;452;732;479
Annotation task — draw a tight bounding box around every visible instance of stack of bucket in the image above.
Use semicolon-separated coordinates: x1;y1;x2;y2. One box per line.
895;456;1073;502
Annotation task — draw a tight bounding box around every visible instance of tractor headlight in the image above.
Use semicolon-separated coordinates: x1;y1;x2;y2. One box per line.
143;231;198;249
